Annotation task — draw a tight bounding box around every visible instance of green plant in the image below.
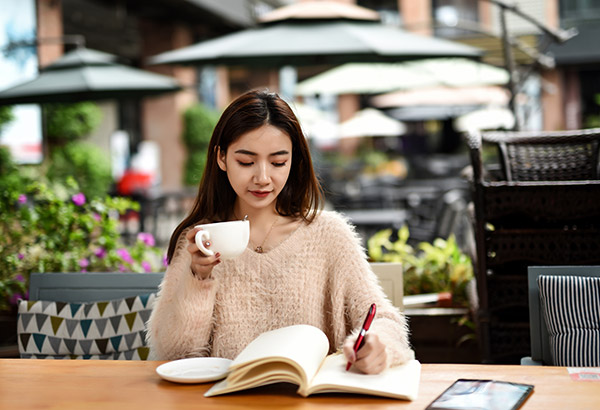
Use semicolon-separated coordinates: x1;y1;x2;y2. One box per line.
0;106;14;134
182;103;219;186
368;226;474;307
42;102;111;199
0;149;166;312
45;102;102;143
48;141;113;199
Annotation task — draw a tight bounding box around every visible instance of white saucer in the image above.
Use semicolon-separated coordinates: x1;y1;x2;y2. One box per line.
156;357;233;384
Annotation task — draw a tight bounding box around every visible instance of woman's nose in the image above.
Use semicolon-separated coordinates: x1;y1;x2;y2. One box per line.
254;162;270;184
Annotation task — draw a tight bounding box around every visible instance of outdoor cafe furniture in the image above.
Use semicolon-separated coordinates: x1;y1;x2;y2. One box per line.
1;359;598;409
465;128;600;364
16;265;405;359
523;265;600;367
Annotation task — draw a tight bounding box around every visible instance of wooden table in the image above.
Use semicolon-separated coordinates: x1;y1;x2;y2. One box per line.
0;360;598;409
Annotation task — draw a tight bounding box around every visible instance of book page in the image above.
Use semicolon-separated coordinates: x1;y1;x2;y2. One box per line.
205;325;329;397
303;354;421;400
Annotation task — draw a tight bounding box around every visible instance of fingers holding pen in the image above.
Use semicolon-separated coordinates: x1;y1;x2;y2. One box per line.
343;332;388;375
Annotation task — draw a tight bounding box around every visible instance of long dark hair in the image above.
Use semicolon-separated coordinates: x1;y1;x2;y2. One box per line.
167;89;324;262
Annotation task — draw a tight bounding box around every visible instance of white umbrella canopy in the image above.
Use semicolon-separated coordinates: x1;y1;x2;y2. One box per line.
454;107;516;133
290;102;338;140
0;47;182;105
148;1;482;67
338;108;406;138
372;85;510;108
295;58;508;96
296;63;435;95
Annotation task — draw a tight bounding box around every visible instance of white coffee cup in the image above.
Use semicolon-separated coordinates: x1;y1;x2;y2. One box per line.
194;220;250;260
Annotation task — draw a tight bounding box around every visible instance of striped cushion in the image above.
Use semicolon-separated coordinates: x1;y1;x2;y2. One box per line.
538;275;600;366
17;293;156;360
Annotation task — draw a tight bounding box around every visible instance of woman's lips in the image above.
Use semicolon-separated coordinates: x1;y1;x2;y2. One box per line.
250;190;270;198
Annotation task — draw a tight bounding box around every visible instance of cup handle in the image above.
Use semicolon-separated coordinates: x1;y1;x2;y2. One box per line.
195;230;214;256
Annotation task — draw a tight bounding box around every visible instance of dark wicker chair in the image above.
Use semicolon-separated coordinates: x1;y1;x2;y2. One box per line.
465;128;600;364
481;128;600;181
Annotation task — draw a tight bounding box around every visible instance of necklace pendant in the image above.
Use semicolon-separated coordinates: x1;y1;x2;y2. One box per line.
255;246;264;253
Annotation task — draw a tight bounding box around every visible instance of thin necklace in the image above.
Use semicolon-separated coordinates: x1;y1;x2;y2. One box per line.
254;216;279;254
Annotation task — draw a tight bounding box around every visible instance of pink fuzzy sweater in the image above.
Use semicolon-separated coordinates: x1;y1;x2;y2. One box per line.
146;210;414;366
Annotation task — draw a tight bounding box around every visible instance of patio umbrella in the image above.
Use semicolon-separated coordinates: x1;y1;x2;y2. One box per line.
295;58;508;96
148;1;482;67
454;107;515;132
290;102;337;140
0;47;182;105
338;108;405;138
372;85;510;108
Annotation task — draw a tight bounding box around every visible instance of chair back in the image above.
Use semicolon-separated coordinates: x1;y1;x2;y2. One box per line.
480;128;600;182
28;272;164;303
465;129;600;364
18;272;164;359
370;262;403;310
526;265;600;365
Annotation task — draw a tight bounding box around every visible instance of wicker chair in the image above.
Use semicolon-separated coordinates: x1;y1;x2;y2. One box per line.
465;128;600;364
481;128;600;181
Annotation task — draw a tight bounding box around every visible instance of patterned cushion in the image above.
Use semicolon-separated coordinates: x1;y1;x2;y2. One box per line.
538;275;600;367
17;293;156;360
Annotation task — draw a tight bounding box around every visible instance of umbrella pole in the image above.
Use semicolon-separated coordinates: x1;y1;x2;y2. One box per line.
498;7;519;131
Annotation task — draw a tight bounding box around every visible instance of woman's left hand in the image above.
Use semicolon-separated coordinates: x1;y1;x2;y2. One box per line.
342;330;388;374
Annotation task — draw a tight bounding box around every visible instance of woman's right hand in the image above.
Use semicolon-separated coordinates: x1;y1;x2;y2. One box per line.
185;227;221;280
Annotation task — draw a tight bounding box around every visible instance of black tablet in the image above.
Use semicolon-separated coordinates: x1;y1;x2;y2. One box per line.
426;379;534;410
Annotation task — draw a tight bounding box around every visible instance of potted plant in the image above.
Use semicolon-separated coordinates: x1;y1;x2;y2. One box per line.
368;226;479;363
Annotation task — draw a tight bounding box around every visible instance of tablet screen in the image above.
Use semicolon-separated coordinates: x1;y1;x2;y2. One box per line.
426;379;534;410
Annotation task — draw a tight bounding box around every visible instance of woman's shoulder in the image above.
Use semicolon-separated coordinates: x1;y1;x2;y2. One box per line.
309;210;355;235
313;209;350;224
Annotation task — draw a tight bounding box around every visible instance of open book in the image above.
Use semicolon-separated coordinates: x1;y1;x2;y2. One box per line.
205;324;421;400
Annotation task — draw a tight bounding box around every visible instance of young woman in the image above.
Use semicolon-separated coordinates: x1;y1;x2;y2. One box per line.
147;90;413;374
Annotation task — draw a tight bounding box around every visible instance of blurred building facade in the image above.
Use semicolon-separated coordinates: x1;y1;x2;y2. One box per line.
34;0;288;191
376;0;599;131
29;0;600;190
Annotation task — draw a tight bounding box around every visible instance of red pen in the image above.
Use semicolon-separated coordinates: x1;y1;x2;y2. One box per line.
346;303;376;371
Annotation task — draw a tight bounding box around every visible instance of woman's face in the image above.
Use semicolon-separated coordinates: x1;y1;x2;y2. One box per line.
217;124;293;212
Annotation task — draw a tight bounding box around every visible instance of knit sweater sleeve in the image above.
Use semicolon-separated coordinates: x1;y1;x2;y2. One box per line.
146;228;218;360
324;212;415;366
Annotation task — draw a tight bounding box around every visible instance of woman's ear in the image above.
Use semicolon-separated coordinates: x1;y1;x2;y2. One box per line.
216;147;227;171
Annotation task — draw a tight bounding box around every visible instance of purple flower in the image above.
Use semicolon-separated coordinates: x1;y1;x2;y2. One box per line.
94;248;107;258
17;253;24;260
162;254;169;267
141;261;152;273
9;293;23;305
15;274;25;282
79;258;90;268
116;248;134;264
137;232;155;247
18;194;27;204
118;264;128;272
71;192;86;206
92;212;101;222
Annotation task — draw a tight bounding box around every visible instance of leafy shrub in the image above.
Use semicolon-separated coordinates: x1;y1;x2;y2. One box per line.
184;150;208;187
45;102;102;143
368;226;474;307
48;141;112;199
182;103;218;185
41;101;112;198
0;106;14;133
0;149;166;312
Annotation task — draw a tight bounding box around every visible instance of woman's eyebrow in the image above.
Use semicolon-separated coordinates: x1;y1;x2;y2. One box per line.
234;149;290;156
